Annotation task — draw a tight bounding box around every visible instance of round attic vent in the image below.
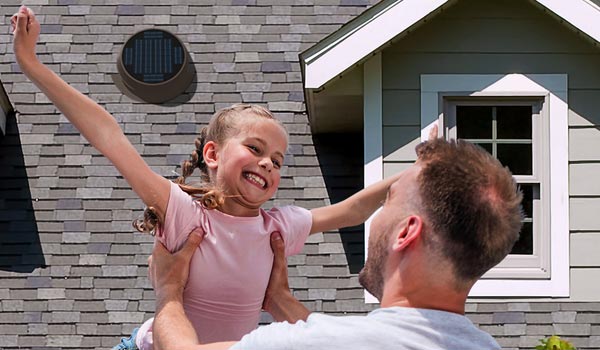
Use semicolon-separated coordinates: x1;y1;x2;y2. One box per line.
117;29;194;103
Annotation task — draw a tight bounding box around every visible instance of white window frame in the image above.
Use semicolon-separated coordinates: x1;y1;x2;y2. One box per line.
420;74;569;297
445;99;549;279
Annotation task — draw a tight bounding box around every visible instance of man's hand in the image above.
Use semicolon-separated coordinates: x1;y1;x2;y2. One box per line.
11;6;41;67
149;228;204;301
262;232;290;312
262;231;310;323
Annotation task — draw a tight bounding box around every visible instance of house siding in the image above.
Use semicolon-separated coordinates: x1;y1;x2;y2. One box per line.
379;0;600;347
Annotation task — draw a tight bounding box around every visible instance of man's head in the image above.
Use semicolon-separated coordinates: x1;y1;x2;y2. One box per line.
359;138;523;300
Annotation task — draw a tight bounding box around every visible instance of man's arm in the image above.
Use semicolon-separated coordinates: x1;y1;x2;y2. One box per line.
150;229;235;350
151;230;309;349
262;232;310;323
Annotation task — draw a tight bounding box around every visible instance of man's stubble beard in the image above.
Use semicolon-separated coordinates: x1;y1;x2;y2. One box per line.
358;231;389;301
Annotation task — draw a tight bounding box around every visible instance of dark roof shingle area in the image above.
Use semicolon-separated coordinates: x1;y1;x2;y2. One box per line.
0;1;378;348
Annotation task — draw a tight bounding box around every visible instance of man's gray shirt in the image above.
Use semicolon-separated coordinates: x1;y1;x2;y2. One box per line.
231;306;500;350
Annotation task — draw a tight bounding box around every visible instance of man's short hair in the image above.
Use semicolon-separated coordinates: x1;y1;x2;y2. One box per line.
415;139;523;284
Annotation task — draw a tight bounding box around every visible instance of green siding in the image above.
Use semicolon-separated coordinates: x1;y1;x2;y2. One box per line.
570;164;600;195
382;90;420;126
570;198;600;231
571;268;600;300
569;128;600;161
569;90;600;126
380;0;600;301
570;233;600;266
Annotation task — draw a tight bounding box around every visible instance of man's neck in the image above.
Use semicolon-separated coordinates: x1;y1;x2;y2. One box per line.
379;284;468;315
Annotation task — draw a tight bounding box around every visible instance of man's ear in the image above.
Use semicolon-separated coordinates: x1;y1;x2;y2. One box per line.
203;141;219;170
392;215;423;252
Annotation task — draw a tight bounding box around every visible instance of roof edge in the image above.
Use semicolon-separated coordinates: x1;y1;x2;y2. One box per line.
301;0;449;89
536;0;600;44
301;0;600;90
0;79;14;136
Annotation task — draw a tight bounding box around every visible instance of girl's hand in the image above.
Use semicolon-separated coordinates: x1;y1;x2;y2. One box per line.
428;123;439;141
11;6;41;67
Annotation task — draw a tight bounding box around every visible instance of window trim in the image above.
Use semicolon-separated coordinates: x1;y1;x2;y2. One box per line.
363;54;383;303
420;74;569;297
445;99;550;279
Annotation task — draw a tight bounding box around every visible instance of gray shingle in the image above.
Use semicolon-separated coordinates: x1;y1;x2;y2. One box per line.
232;0;256;5
552;311;577;323
26;277;52;288
261;61;292;72
554;323;591;335
46;335;83;347
0;336;18;348
41;24;63;34
493;312;526;324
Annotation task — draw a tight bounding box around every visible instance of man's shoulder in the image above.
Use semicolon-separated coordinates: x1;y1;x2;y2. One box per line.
235;308;499;350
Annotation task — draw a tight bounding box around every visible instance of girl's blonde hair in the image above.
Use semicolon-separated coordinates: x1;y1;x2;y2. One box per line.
133;103;284;234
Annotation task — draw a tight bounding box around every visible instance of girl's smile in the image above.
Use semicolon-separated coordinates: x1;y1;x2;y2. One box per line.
243;172;267;189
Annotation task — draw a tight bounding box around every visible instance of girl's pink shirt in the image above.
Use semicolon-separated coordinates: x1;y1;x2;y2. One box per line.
152;182;312;342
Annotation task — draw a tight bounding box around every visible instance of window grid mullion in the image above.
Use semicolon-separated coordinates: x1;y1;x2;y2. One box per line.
460;139;533;144
492;106;497;158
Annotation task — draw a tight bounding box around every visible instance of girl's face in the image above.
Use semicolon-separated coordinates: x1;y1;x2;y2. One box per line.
208;118;288;216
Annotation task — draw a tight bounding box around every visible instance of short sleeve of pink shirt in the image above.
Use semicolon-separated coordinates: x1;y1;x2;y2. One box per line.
156;182;313;256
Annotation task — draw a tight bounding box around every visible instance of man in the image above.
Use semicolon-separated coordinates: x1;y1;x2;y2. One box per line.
149;138;523;350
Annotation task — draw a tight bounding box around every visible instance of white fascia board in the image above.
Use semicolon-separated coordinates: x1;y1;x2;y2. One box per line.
303;0;448;89
535;0;600;44
303;0;599;90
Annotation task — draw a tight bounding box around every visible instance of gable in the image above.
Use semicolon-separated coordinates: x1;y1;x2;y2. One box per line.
301;0;600;91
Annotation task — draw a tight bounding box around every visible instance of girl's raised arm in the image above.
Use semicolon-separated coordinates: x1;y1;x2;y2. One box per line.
12;7;170;220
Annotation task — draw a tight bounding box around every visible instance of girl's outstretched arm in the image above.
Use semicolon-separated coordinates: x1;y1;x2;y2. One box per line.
12;6;170;219
309;172;402;235
309;125;439;235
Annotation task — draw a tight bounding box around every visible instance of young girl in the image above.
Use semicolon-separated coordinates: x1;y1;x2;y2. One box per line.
13;7;404;349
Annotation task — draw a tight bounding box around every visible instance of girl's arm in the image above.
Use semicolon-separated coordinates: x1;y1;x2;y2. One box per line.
309;125;439;235
309;172;402;235
12;7;170;219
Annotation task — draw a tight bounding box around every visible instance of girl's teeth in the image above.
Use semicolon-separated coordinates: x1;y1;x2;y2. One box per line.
245;173;265;187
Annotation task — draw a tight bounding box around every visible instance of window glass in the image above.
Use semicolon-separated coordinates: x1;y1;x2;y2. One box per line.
456;106;493;139
497;144;532;175
474;143;493;154
512;222;533;255
497;106;532;139
511;184;535;255
456;104;536;256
